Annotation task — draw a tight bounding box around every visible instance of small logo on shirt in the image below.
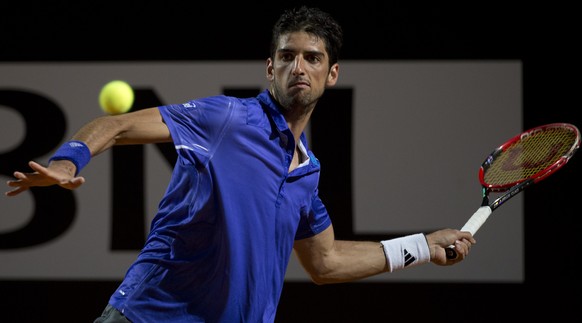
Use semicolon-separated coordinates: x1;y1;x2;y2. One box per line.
182;102;197;108
68;142;85;148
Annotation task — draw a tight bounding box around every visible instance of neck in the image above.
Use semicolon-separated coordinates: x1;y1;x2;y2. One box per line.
285;107;313;143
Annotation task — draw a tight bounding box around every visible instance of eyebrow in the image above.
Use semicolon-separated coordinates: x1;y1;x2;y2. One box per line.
276;48;325;57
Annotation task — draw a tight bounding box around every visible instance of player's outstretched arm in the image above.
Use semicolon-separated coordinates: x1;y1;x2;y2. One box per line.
294;226;476;284
5;107;171;197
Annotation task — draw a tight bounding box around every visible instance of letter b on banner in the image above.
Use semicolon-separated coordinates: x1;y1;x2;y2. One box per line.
0;90;75;248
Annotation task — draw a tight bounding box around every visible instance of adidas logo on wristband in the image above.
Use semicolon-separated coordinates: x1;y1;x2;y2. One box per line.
403;249;416;267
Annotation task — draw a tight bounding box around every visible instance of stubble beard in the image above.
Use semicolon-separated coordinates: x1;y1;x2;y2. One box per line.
273;86;317;117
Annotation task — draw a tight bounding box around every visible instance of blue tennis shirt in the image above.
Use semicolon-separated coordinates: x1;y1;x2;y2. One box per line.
108;89;332;322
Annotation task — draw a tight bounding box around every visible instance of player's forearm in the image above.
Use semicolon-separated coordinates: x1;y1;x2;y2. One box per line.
303;240;388;284
68;108;170;157
70;116;126;158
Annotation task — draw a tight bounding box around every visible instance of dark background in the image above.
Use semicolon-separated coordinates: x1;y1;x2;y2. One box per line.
1;2;579;322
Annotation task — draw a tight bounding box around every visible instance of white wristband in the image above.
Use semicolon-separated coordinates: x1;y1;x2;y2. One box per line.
380;233;430;272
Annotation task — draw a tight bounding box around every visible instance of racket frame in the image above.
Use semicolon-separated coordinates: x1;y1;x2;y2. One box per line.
445;123;580;259
480;122;580;192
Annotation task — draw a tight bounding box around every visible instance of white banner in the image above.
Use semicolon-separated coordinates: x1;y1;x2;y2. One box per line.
0;61;522;282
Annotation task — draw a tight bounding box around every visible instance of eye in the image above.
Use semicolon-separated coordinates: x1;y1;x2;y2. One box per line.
280;52;294;62
305;54;322;64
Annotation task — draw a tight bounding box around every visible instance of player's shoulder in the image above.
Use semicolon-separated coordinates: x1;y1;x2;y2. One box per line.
196;94;259;111
164;94;263;127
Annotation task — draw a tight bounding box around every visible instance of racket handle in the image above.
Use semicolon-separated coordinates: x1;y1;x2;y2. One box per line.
445;206;492;259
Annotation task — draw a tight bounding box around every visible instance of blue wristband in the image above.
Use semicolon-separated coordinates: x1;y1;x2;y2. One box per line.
48;140;91;176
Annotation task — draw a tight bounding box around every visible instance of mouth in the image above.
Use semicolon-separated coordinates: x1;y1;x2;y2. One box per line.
289;80;310;89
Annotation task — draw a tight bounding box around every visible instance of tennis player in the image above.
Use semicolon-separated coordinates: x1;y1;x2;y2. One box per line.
5;6;475;323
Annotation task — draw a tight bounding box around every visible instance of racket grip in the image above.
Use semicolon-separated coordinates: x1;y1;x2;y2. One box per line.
445;206;492;259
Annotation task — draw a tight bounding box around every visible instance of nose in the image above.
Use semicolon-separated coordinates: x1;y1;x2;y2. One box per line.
292;56;304;75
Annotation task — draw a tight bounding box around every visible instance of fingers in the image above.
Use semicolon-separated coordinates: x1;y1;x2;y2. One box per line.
5;185;29;197
12;171;26;180
62;176;86;190
6;171;85;196
28;160;50;175
5;160;75;196
5;179;30;197
453;238;472;256
429;229;477;265
459;230;477;244
5;170;32;197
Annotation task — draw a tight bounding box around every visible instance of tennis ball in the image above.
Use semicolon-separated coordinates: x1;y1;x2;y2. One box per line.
99;80;134;115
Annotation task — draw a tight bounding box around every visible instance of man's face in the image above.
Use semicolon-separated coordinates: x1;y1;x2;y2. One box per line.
267;31;338;113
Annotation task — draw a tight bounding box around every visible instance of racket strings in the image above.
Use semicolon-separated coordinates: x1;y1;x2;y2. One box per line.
484;128;577;185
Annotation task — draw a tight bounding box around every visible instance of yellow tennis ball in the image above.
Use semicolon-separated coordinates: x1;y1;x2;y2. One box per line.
99;80;134;115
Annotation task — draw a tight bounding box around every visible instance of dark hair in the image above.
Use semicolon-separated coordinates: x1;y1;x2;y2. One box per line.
270;6;343;67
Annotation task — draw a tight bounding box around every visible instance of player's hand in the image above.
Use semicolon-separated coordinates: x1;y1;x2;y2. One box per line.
5;160;85;196
425;229;475;265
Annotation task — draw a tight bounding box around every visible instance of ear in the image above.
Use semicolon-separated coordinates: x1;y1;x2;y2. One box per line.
266;58;274;81
326;63;339;87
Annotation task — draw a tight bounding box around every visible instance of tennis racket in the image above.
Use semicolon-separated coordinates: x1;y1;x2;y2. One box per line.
446;122;580;259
